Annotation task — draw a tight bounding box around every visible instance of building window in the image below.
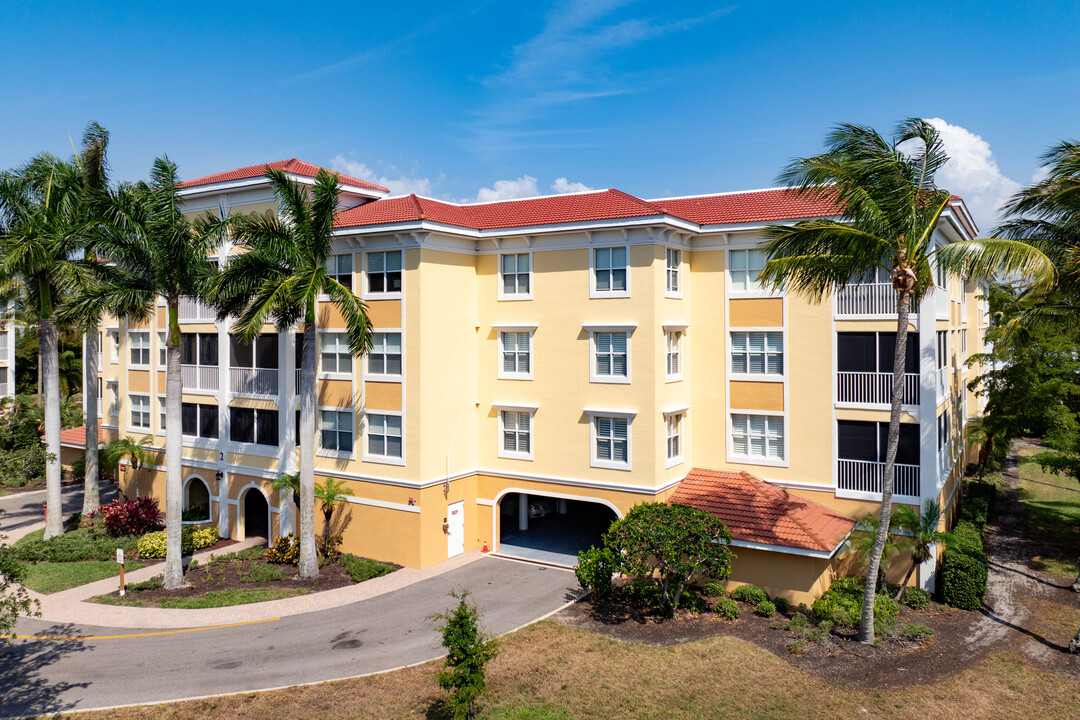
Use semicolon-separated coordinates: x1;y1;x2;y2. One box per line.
731;414;784;461
320;333;351;375
937;330;948;369
731;332;783;375
158;395;166;430
181;333;219;366
593;331;628;381
500;410;532;459
181;402;218;439
107;329;120;363
938;411;950;453
365;413;401;459
367;333;402;378
593;247;627;295
97;379;103;417
666;413;682;462
838;420;920;466
594;415;629;467
325;254;353;291
158;331;167;367
129;394;150;429
367;251;402;295
962;328;967;355
837;332;918;374
320;409;354;453
500;253;531;298
666;331;682;379
230;407;278;446
0;367;7;394
666;248;680;294
107;380;119;416
500;331;531;378
128;331;150;366
729;249;765;292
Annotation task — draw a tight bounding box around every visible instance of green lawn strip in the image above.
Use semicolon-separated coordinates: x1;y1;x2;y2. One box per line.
1015;448;1080;576
91;586;311;609
22;560;145;594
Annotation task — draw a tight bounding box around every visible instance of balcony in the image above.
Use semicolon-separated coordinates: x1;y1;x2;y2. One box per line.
837;458;920;498
178;297;216;323
230;367;278;396
837;372;919;406
836;283;900;317
181;364;218;392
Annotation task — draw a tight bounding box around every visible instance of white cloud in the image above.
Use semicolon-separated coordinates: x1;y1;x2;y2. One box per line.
552;177;595;193
925;118;1021;234
329;154;437;196
474;175;540;202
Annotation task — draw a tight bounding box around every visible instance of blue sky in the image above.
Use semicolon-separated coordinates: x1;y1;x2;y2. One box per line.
3;0;1078;231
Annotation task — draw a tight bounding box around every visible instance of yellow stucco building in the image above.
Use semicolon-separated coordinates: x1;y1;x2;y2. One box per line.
82;159;985;604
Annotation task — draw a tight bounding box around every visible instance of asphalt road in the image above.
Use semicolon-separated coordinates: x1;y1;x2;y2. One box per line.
0;483;118;540
1;556;579;718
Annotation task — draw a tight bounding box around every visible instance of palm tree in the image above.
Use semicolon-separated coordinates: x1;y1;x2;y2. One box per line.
893;500;954;600
101;436;154;496
271;471;301;511
315;476;353;546
755;118;1042;643
65;156;220;588
0;125;107;539
210;168;372;579
850;512;900;593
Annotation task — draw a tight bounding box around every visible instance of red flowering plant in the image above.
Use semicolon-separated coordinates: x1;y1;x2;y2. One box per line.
85;497;163;536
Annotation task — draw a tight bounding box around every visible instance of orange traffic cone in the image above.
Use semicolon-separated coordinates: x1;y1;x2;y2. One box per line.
481;540;489;553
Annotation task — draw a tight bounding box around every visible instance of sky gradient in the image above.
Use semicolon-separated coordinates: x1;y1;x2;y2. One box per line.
3;1;1078;232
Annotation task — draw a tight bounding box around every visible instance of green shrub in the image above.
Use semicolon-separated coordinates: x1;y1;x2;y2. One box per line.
773;597;791;614
434;590;498;720
959;481;996;527
900;622;934;642
951;523;985;555
135;526;216;559
701;581;726;597
730;584;768;605
575;545;617;598
241;563;286;583
181;504;210;522
714;597;740;620
339;553;396;583
678;588;707;612
900;587;932;610
812;577;898;630
787;638;810;654
621;578;662;607
939;548;988;610
127;579;163;592
755;600;776;617
264;533;299;565
13;527;139;563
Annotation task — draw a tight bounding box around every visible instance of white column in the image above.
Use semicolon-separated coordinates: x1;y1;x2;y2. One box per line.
217;471;230;538
518;493;529;531
918;291;938;591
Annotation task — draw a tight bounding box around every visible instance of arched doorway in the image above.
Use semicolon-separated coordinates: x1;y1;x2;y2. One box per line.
496;491;619;566
240;487;270;543
183;476;212;522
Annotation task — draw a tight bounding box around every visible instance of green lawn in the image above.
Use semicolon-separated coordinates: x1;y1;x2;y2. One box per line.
22;560;145;594
93;586;310;609
1016;447;1080;576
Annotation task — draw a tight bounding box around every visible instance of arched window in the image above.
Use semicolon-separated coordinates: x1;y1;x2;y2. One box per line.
183;476;212;522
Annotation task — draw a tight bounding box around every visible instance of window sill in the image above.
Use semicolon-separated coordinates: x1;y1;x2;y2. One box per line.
727;455;788;468
363;374;402;383
360;453;404;466
589;290;631;300
590;459;632;471
318;373;354;382
363;292;402;302
589;376;631;385
665;456;684;469
496;373;533;381
497;294;533;302
129;364;150;371
664;291;683;300
728;373;785;383
665;374;683;383
317;449;356;461
498;451;533;462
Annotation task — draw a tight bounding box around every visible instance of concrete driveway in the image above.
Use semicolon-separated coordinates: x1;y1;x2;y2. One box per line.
1;483;118;544
1;556;579;717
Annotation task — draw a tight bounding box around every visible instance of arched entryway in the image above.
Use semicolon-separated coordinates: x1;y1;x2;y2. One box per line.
183;475;212;522
239;487;270;544
496;491;619;566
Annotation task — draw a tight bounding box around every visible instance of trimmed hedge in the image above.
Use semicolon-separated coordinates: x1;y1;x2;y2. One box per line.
136;527;218;559
714;597;740;620
938;480;993;611
812;576;898;630
730;584;769;605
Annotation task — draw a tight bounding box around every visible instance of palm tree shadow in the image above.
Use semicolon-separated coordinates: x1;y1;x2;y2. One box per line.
986;559;1073;590
977;606;1070;653
0;623;92;716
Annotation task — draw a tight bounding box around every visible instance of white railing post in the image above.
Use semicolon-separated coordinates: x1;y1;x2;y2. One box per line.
837;459;920;497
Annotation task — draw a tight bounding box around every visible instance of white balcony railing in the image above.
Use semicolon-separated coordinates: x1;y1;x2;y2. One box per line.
181;364;218;391
836;283;898;316
178;297;216;322
837;459;920;498
837;372;919;406
230;367;278;396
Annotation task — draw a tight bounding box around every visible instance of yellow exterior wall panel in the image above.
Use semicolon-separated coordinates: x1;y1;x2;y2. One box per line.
318;379;355;408
364;381;401;412
367;300;402;328
729;298;783;327
127;370;150;394
729;381;784;411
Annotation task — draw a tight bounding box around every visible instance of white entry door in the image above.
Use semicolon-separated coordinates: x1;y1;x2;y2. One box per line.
447;501;464;557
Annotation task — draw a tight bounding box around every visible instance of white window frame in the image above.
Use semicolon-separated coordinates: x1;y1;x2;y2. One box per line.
665;330;682;381
107;328;120;364
665;247;682;298
319;331;352;378
364;250;403;300
728;248;766;295
497;328;534;380
129;331;151;367
365;331;402;381
665;411;684;467
158;331;167;368
590;246;630;299
362;410;404;465
106;380;119;417
318;407;355;458
584;324;634;384
730;330;785;378
498;251;532;301
128;393;150;431
585;408;635;471
729;412;786;466
324;253;354;291
497;406;534;461
158;394;166;433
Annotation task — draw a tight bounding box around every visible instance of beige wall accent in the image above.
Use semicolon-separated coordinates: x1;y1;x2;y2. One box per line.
364;381;402;412
317;303;346;329
729;381;784;411
229;397;278;410
156;372;165;395
835;408;918;423
318;379;355;407
129;317;149;329
729;298;783;327
127;370;150;394
367;299;402;328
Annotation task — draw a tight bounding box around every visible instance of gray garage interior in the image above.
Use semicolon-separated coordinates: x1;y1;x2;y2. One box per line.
497;493;618;566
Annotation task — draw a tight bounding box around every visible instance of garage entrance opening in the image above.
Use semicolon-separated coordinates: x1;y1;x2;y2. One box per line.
241;489;269;543
498;493;618;566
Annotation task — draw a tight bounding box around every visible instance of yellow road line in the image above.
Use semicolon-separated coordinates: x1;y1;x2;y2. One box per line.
16;617;279;640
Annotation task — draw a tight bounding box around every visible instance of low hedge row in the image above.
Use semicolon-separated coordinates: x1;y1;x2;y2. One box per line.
939;481;995;611
136;527;219;559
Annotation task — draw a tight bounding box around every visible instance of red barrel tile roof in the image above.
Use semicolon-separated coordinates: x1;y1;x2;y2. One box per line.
178;159;388;193
46;424;104;448
652;188;839;225
669;468;856;553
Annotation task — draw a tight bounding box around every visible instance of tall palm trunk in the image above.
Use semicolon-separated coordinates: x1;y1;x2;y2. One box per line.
858;286;910;643
298;319;319;578
163;307;184;588
82;330;100;515
41;317;63;539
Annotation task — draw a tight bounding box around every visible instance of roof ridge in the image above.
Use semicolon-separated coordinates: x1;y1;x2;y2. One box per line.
741;472;830;552
606;188;668;215
408;194;425;220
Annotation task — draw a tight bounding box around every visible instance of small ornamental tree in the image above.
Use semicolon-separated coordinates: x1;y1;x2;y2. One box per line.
1;528;40;639
604;502;734;617
432;590;498;720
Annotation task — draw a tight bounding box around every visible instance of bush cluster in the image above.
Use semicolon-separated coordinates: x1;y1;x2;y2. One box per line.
575;545;618;598
812;576;898;632
776;612;835;654
265;533;300;565
730;584;769;606
899;622;934;642
136;526;218;558
755;600;777;617
701;581;726;597
939;481;993;611
714;597;740;620
900;587;931;610
181;504;210;522
12;527;139;563
86;498;162;536
339;553;397;582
